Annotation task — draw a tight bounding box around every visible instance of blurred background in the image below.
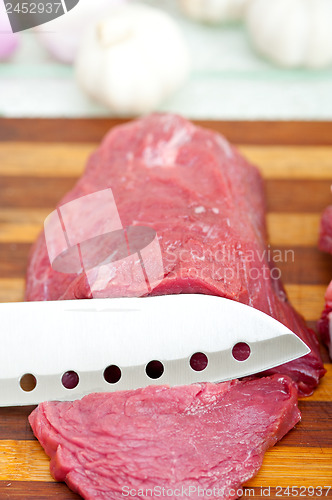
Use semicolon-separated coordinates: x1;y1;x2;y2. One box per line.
0;0;332;119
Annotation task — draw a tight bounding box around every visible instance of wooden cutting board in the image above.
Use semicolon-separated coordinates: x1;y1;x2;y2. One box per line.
0;119;331;500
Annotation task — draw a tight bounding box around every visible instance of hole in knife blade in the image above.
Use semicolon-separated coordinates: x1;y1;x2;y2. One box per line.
145;360;164;379
20;374;37;392
190;352;208;372
104;365;122;384
62;371;79;389
232;342;251;361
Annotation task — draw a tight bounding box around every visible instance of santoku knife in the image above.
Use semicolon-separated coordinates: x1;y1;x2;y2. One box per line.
0;294;310;406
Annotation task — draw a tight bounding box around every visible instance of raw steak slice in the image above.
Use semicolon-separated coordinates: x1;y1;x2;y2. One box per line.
29;376;300;500
25;113;325;395
318;205;332;358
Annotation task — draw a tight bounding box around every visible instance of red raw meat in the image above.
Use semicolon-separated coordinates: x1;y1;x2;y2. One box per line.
318;205;332;357
29;376;300;500
319;205;332;255
25;114;324;395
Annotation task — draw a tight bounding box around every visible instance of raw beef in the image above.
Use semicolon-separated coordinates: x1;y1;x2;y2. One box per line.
318;205;332;357
29;376;300;500
319;205;332;255
25;113;324;396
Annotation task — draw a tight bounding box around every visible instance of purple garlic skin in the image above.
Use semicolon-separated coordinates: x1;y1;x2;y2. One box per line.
0;3;20;60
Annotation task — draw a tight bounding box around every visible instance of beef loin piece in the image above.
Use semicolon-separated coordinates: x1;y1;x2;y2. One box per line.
25;113;324;395
29;376;300;500
318;205;332;358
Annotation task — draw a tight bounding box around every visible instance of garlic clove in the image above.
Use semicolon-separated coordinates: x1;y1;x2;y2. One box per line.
306;0;332;68
246;0;309;68
35;0;125;64
246;0;332;69
97;18;133;48
75;4;190;116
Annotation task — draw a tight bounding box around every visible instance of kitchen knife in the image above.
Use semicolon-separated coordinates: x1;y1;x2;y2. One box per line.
0;294;310;406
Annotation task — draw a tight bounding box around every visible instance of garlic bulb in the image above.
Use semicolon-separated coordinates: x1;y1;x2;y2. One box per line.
246;0;332;68
179;0;249;24
75;4;191;115
35;0;125;64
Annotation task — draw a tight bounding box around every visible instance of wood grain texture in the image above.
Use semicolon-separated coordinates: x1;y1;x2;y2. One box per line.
0;481;81;499
1;143;332;180
2;119;332;145
245;447;332;487
0;441;53;482
265;180;332;213
0;120;331;499
284;285;327;321
0;406;36;441
240;146;332;180
0;244;30;279
284;400;332;447
0;279;25;302
0;176;76;208
0;143;93;178
267;213;320;247
276;247;332;286
0;440;331;487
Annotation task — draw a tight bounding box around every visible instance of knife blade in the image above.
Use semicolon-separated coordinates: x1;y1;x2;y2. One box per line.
0;294;310;406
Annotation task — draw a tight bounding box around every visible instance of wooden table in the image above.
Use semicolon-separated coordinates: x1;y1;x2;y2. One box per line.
0;119;331;499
